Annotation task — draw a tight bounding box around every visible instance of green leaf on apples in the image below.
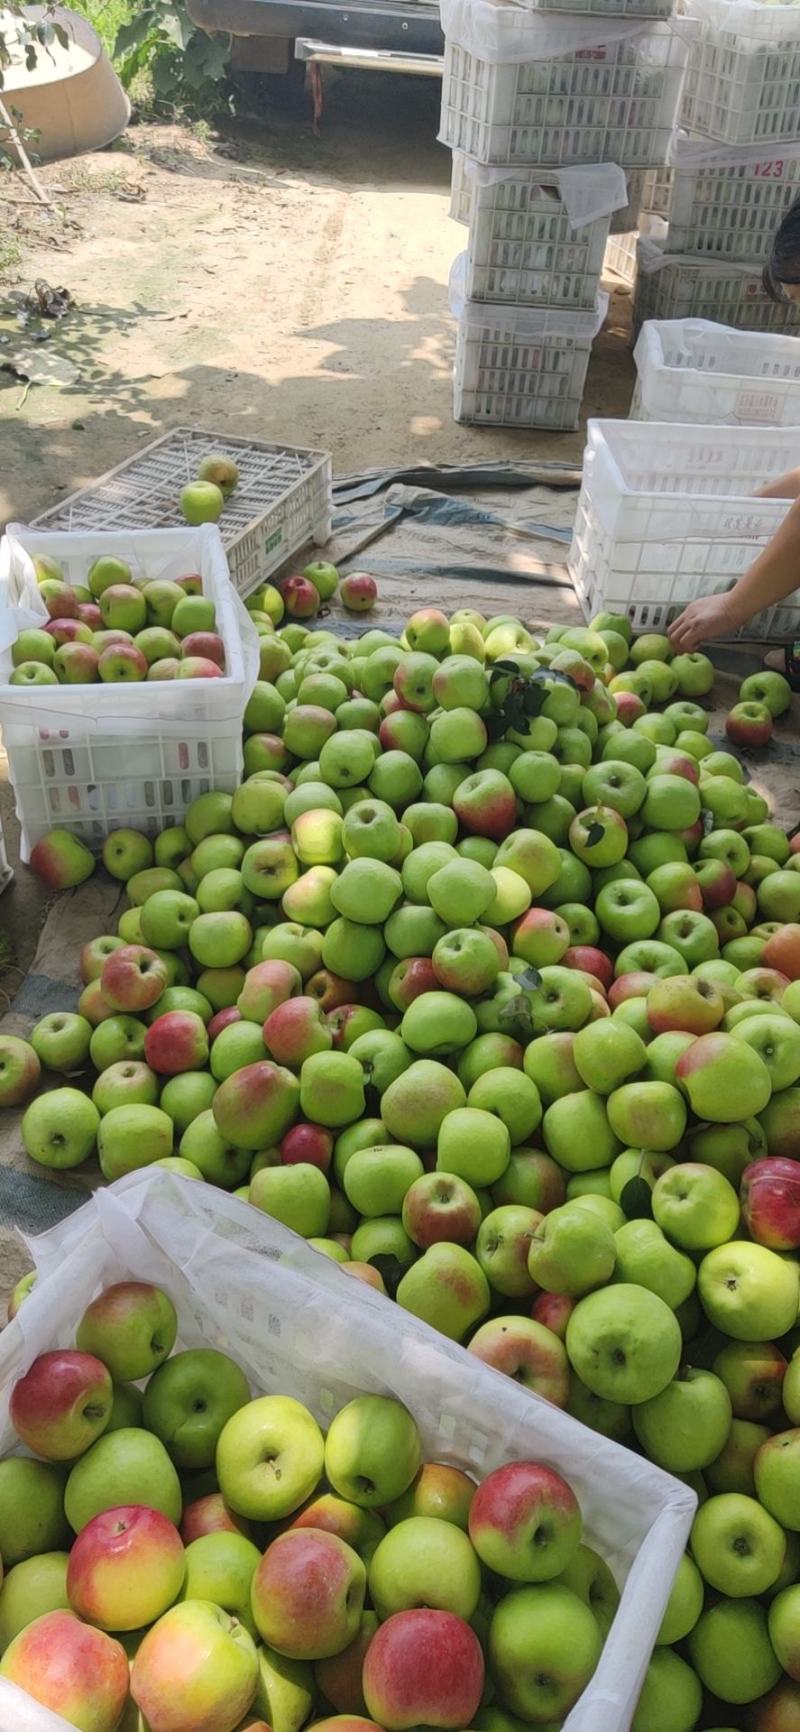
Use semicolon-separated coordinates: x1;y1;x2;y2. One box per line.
586;823;605;846
619;1176;654;1219
497;993;534;1041
515;965;542;990
522;685;546;716
484;712;508;742
370;1254;405;1297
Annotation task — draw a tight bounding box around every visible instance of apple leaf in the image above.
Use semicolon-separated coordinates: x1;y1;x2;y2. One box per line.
586;823;605;846
515;965;542;990
523;685;546;716
498;993;534;1042
370;1255;405;1297
619;1176;653;1219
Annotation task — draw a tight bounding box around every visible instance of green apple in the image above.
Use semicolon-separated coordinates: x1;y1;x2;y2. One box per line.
142;1348;250;1471
655;1553;704;1645
180;1530;262;1636
754;1428;800;1530
217;1395;324;1521
689;1597;781;1703
489;1584;602;1724
0;1459;69;1565
527;1203;616;1297
250;1162;330;1236
652;1163;740;1251
692;1491;786;1596
397;1244;490;1340
542;1091;620;1172
566;1283;682;1403
325;1395;422;1509
631;1650;703;1732
0;1551;70;1649
343;1144;423;1217
367;1516;481;1620
466;1067;541;1144
64;1428;182;1531
572;1020;646;1093
633;1368;732;1472
613;1220;695;1310
698;1242;799;1340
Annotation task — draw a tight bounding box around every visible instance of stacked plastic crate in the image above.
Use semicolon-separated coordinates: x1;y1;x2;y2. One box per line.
438;0;696;428
632;0;800;334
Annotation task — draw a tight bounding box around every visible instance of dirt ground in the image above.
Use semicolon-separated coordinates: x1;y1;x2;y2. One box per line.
0;72;634;977
0;72;634;527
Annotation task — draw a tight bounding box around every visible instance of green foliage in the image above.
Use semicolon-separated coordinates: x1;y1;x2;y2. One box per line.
112;0;233;114
0;2;69;90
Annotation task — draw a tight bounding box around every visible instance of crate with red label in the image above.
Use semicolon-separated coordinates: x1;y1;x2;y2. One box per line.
639;139;800;263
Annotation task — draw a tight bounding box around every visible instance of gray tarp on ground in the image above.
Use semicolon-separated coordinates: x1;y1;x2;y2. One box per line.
0;462;583;1301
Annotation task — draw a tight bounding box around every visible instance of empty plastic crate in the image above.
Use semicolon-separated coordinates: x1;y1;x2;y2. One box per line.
450;156;625;308
0;525;259;858
32;428;332;601
640;137;800;261
604;230;638;285
450;256;607;427
439;0;696;167
632;318;800;425
568;418;800;641
682;0;800;147
634;235;800;335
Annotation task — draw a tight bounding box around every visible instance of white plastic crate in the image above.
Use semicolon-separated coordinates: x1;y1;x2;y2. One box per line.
682;0;800;147
450;255;607;427
439;0;695;168
0;1167;695;1732
640;137;800;261
450;156;625;309
568;418;800;641
32;428;332;601
604;230;638;285
632;318;800;425
0;525;259;859
634;235;800;335
609;168;648;233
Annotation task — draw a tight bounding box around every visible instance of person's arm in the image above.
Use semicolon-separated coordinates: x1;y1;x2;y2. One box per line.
669;495;800;652
756;466;800;500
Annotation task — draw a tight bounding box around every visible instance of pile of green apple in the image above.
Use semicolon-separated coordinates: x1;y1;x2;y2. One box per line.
0;1276;609;1732
8;554;228;689
5;602;800;1731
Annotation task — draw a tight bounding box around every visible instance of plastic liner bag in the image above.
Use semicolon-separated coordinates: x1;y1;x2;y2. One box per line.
450;250;610;336
667;130;800;170
452;154;629;227
0;1168;696;1732
439;0;696;66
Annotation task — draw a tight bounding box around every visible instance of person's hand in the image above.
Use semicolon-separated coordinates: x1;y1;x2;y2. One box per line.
668;592;741;653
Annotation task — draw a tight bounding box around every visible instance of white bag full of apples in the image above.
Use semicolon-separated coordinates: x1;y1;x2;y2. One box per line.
0;1167;694;1732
